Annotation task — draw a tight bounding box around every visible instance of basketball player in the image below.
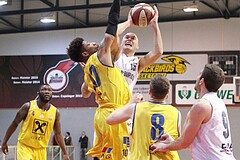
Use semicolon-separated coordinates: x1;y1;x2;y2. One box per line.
77;5;163;135
1;84;69;160
107;75;181;160
111;5;163;134
151;64;236;160
114;5;163;93
67;0;131;160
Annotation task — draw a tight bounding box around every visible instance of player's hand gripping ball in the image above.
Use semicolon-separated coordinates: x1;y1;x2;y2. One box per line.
130;3;155;27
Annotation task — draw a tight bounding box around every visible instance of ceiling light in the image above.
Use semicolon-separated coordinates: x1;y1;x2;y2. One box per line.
183;4;198;12
40;17;56;23
0;0;7;6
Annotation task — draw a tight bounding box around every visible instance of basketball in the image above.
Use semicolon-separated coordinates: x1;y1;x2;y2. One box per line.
131;3;154;27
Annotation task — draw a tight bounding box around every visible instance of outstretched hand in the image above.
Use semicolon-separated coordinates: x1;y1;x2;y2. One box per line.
150;141;168;153
130;93;144;104
149;5;159;26
127;8;136;27
158;133;174;143
150;133;173;153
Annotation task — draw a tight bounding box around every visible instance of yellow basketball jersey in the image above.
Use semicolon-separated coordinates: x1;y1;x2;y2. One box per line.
84;53;131;108
18;100;57;149
130;101;180;160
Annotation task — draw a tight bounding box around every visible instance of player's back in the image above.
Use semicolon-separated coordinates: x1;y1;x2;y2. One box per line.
130;101;180;160
190;92;236;160
84;53;131;108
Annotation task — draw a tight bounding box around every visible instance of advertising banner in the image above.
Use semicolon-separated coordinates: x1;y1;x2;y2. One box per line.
138;54;208;81
0;55;97;108
1;53;237;108
176;84;234;105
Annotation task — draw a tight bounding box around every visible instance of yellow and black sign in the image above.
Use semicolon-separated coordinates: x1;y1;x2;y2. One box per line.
139;55;190;79
32;119;48;135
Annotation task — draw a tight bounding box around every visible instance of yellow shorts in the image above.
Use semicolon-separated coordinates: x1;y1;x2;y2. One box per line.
87;107;130;160
17;142;46;160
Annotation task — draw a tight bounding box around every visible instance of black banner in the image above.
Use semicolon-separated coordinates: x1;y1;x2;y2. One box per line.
0;55;97;108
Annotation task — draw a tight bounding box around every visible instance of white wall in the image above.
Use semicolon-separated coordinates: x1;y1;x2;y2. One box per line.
0;18;240;56
0;18;240;159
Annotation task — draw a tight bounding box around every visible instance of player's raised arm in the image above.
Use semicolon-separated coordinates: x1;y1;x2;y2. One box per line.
112;8;135;62
97;0;121;66
138;5;163;72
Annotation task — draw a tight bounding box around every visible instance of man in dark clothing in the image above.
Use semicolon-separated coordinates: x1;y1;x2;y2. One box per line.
64;132;73;159
64;132;72;146
78;131;88;160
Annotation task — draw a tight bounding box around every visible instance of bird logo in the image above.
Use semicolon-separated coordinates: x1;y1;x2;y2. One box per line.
161;55;190;74
139;55;191;79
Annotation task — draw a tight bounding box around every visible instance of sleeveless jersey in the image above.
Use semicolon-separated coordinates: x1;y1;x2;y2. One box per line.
85;53;131;108
85;53;131;160
190;92;236;160
131;101;180;160
18;100;57;149
115;53;139;92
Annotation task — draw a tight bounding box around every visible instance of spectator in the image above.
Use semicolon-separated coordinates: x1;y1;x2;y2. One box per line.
79;131;88;160
64;132;72;146
64;132;73;159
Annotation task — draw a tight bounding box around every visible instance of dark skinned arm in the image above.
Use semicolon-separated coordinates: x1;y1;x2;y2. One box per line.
54;110;69;160
1;102;30;154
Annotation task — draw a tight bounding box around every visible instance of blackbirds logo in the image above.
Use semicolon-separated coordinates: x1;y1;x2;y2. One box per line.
139;55;191;79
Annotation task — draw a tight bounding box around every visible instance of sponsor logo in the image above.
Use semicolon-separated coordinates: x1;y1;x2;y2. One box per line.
178;86;191;99
32;119;48;135
139;55;190;79
101;147;112;159
176;84;234;105
221;143;233;154
43;59;78;93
